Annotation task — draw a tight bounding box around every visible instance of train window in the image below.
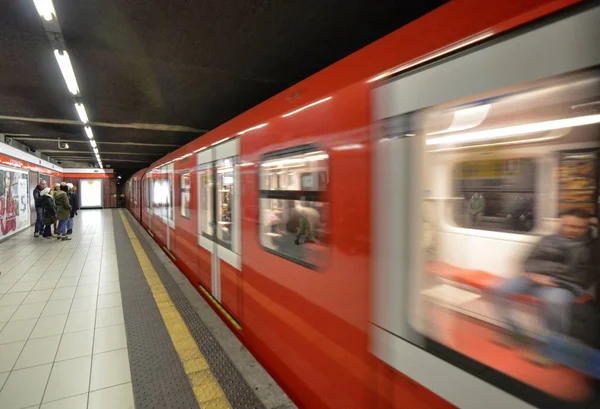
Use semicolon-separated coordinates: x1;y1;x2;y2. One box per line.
259;146;330;269
180;172;191;219
410;68;600;401
216;157;235;249
146;177;152;213
453;158;537;233
199;163;214;238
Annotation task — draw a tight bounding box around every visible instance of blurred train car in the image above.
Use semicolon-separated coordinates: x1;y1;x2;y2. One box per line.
126;1;600;408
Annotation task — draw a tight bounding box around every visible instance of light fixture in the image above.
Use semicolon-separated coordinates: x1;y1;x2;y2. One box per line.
90;140;97;148
425;113;600;146
428;134;564;153
33;0;56;22
54;50;79;95
237;123;268;135
75;103;89;123
282;97;332;118
427;104;490;135
84;126;93;139
93;147;99;154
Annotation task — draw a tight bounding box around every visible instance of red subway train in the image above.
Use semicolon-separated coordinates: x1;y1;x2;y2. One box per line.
126;1;600;408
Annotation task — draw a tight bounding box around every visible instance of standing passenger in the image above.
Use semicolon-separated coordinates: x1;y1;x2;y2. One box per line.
39;187;56;239
33;179;47;237
54;183;72;241
67;184;78;235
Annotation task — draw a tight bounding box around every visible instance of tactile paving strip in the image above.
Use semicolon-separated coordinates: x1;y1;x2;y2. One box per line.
118;210;268;409
113;212;200;409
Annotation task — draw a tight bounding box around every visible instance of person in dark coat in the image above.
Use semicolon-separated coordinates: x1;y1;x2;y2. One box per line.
32;179;47;237
66;184;78;235
39;187;56;239
493;208;597;365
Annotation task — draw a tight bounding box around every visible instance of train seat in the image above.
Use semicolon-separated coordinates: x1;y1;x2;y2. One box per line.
426;261;593;305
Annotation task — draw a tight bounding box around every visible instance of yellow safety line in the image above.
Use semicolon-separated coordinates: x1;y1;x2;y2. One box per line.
118;210;232;409
197;284;242;331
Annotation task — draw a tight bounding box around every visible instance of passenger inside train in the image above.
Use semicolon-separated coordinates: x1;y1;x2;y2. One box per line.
416;67;600;400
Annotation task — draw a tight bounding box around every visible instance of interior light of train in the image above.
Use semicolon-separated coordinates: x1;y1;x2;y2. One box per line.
84;126;93;139
427;104;490;135
54;50;80;95
427;134;564;153
261;153;328;168
332;143;365;151
238;123;268;135
281;97;332;118
426;113;600;146
210;137;230;146
75;103;89;124
90;140;97;148
33;0;56;22
367;31;493;83
217;167;233;174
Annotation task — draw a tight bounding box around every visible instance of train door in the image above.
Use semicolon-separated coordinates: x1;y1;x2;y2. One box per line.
162;163;175;251
196;138;241;319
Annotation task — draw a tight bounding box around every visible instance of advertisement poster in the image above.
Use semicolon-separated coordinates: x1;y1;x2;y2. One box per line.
558;152;598;215
0;167;30;240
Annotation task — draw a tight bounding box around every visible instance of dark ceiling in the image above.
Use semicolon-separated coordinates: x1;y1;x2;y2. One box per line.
0;0;446;177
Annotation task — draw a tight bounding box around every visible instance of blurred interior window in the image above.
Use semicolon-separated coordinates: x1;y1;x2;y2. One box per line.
199;163;214;238
180;172;191;218
412;67;600;400
453;158;537;232
216;157;235;249
259;147;330;269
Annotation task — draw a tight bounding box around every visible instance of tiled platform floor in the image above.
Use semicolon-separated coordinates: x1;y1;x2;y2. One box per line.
0;211;133;409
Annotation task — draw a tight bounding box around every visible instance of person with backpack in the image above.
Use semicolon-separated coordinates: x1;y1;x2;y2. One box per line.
39;187;56;239
54;183;72;241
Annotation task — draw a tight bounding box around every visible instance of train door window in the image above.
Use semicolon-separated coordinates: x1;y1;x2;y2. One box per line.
259;146;330;269
374;65;600;408
180;172;191;219
146;176;152;214
198;162;214;238
216;157;235;249
196;139;241;263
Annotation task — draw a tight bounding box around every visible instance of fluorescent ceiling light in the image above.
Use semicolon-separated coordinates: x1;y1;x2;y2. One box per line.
282;97;332;118
93;147;99;154
237;123;268;135
54;50;79;95
425;114;600;146
33;0;56;21
428;134;564;153
75;103;89;123
84;126;93;139
90;140;97;148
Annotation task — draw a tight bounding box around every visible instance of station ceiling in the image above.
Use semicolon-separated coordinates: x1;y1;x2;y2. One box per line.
0;0;446;177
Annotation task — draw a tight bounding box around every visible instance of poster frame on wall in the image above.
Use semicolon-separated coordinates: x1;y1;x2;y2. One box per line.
79;179;104;209
0;165;30;241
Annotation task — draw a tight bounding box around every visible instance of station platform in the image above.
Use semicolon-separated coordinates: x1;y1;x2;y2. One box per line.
0;209;294;409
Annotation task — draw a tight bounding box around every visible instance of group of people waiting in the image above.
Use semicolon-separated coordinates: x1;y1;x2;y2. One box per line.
32;180;79;241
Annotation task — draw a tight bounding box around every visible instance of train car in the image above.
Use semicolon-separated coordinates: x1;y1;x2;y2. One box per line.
125;1;600;408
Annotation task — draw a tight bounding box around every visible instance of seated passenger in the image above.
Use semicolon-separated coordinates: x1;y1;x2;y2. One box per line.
493;208;596;365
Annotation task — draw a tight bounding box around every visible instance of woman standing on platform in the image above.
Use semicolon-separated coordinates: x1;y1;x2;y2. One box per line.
54;183;72;241
67;184;78;235
39;187;56;239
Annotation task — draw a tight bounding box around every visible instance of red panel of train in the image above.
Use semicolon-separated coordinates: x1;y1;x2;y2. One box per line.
126;1;600;408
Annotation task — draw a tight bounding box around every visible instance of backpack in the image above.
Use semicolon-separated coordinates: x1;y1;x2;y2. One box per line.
42;199;57;224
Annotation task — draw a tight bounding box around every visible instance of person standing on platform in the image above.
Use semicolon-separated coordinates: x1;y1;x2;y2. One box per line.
32;179;47;237
54;183;72;241
67;184;78;235
39;187;56;239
